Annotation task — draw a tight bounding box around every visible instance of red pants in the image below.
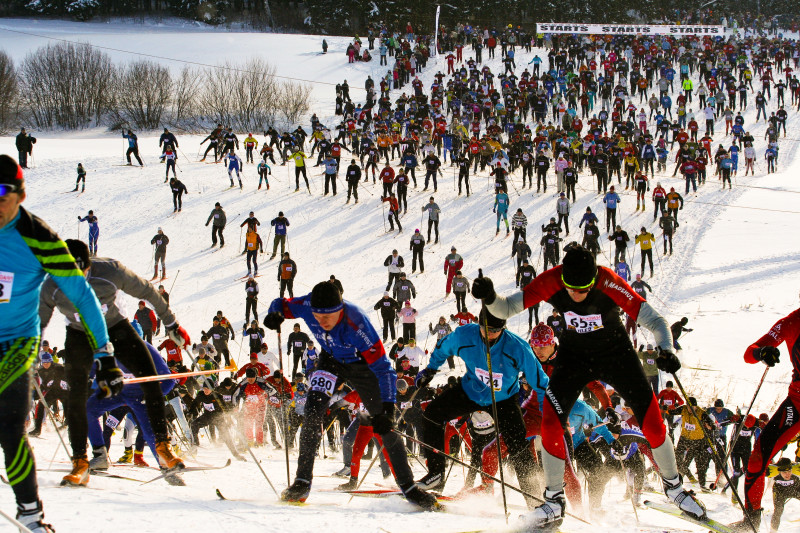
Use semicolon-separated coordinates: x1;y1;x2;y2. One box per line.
745;395;800;510
351;425;395;479
445;270;456;295
243;401;266;444
444;421;471;454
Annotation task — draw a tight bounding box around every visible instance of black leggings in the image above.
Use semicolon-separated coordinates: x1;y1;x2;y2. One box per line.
0;337;40;505
64;321;168;458
296;353;415;489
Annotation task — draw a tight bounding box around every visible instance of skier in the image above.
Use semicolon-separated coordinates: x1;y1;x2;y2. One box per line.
243;133;259;163
659;210;679;255
383;249;404;292
765;457;800;532
205;202;226;248
150;227;168;281
40;238;190;485
409;229;426;273
122;129;144;166
635;227;655;277
78;210;99;256
555;193;570;235
429;317;454;369
169;177;188;212
199;124;223;162
421;197;441;244
603;186;621;232
473;245;706;528
608;225;630;264
494;189;510;236
159;128;179;154
73;163;86;192
374;292;401;342
631;273;652;301
161;146;177;182
244;275;259;324
443;247;463;298
381;193;402;232
511;208;528;242
398;300;418;342
413;307;547;504
28;353;68;438
278;252;297;298
451;270;470;313
15;128;34;169
287;323;311;377
540;229;561;271
393;272;416;304
224;150;243;189
263;282;438;508
244;228;263;277
345;159;361;204
257;158;271;190
422;152;442;191
291;148;310;192
269;211;290;259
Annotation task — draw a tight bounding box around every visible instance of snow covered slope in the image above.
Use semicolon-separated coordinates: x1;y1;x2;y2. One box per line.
2;18;800;533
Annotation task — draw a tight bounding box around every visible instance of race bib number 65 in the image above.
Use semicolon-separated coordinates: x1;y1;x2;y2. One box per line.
475;368;503;391
310;370;337;397
564;311;604;334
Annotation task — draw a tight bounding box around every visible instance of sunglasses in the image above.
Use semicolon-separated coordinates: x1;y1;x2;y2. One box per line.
0;183;20;196
482;325;505;334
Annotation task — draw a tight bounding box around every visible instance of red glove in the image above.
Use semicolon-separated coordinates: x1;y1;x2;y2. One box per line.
166;323;190;349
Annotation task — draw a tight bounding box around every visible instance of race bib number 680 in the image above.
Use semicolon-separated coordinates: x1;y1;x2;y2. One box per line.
310;370;337;397
564;311;604;334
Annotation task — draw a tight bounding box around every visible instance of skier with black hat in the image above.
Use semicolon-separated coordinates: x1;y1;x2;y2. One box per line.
471;243;706;528
262;281;438;509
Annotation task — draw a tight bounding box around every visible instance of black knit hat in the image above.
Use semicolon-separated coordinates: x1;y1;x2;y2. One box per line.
65;239;91;270
478;307;506;329
561;245;597;289
310;281;343;313
0;155;24;189
776;457;793;472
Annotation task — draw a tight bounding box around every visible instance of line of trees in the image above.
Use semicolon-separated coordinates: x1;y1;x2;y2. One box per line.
0;42;311;134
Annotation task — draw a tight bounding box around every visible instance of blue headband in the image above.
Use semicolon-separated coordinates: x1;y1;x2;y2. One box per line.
311;303;344;314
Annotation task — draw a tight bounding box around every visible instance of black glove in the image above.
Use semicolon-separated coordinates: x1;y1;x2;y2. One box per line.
371;402;396;434
95;356;124;399
472;270;496;304
754;346;780;367
656;349;681;373
414;367;436;388
263;312;285;331
605;407;620;425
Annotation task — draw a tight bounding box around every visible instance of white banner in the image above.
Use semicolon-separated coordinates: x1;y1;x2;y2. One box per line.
433;5;441;57
538;23;725;36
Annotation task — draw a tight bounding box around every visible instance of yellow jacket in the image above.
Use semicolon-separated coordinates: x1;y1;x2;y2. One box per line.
677;405;707;441
244;136;258;148
635;232;654;250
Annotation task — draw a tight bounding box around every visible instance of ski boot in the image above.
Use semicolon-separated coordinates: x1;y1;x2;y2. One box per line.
155;441;184;472
117;447;133;463
17;500;55;533
61;457;90;486
88;445;109;471
272;440;282;450
332;465;351;478
281;478;311;502
162;469;186;487
524;489;565;530
728;506;762;532
401;484;442;511
416;471;445;492
663;474;707;519
336;476;358;491
133;451;150;467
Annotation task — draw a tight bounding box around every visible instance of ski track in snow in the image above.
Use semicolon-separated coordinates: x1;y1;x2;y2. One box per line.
2;18;800;533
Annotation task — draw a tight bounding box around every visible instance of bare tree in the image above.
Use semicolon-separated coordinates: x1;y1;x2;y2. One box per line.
19;42;113;129
171;66;201;129
113;60;172;130
276;80;312;128
0;51;18;133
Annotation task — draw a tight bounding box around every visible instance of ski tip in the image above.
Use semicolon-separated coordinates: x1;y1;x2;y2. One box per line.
216;488;226;500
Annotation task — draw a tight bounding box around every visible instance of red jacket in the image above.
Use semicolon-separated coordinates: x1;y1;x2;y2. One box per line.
158;339;181;364
745;308;800;400
235;361;270;379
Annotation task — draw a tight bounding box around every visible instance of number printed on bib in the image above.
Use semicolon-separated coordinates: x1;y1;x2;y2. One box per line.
0;271;13;303
684;422;696;431
564;311;604;333
310;370;337;397
474;368;503;391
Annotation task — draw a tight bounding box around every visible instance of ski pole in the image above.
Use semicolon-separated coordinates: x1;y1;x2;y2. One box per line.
382;203;387;232
168;270;180;295
392;428;593;525
32;379;72;462
233;424;280;496
239;226;244;252
0;506;35;533
671;374;758;533
478;268;508;523
709;366;769;490
123;367;230;385
276;329;291;486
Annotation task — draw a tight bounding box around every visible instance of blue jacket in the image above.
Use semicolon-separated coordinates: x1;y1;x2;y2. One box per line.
268;296;397;402
494;193;510;213
603;192;620;209
615;261;631;281
271;217;289;236
425;324;549;407
570;400;613;448
578;212;598;227
0;207;108;349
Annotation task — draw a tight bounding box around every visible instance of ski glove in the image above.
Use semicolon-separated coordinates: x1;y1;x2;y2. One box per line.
415;367;436;389
754;346;780;367
166;323;190;349
371;402;396;435
471;274;496;305
263;312;285;331
95;356;124;399
655;349;681;374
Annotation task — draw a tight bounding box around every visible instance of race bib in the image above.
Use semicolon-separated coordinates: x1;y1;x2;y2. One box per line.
203;402;215;412
222;394;232;402
294;341;303;347
60;381;68;390
400;401;412;410
268;396;280;407
474;368;503;391
286;266;293;271
664;400;673;406
105;415;120;429
213;334;221;340
157;240;163;246
310;370;337;397
214;214;220;218
251;333;258;339
246;395;260;403
739;429;751;437
684;422;696;431
647;359;655;365
564;311;604;333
